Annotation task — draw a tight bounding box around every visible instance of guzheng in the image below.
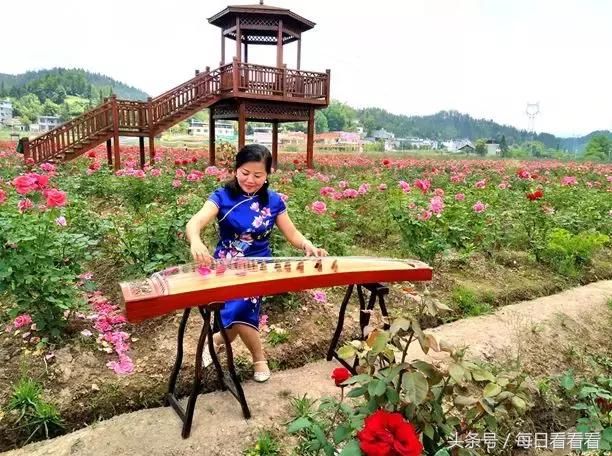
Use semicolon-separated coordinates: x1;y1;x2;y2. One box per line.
120;256;432;322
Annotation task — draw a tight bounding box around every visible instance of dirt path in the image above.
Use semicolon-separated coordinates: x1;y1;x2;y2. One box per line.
3;281;611;456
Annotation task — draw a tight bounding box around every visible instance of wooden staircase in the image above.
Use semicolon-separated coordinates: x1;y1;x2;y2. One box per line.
22;67;227;167
21;61;329;168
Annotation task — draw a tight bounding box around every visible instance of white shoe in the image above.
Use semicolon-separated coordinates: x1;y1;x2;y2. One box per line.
202;342;224;368
253;360;271;382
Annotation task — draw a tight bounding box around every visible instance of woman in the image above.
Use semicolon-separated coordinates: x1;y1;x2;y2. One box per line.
186;144;328;382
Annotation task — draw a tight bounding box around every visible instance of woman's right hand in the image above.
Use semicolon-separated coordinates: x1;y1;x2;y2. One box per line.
191;241;214;266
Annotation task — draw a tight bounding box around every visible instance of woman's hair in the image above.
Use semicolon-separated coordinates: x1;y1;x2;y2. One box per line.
224;144;272;205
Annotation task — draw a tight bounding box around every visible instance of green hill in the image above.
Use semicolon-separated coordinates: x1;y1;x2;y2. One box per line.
0;68;149;102
317;101;610;152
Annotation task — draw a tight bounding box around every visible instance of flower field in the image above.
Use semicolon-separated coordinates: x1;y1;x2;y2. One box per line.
0;141;611;453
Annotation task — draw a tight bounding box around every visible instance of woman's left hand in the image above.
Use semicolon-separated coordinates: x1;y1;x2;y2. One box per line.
303;240;328;257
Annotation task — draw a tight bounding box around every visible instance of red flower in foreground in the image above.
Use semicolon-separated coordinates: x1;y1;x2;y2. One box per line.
357;410;423;456
331;367;351;387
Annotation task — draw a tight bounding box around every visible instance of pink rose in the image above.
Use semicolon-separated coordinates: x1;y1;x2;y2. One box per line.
472;201;487;213
13;175;38;195
44;189;67;207
311;201;327;215
14;314;33;329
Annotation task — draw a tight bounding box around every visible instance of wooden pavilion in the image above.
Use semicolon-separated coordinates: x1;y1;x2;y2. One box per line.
20;1;330;170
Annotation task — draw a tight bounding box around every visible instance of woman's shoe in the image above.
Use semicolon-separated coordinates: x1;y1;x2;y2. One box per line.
253;360;271;382
202;342;224;368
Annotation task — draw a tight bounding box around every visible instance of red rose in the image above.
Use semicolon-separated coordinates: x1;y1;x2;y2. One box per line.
87;150;96;158
191;156;198;163
357;410;423;456
526;189;544;201
331;367;351;387
174;159;181;166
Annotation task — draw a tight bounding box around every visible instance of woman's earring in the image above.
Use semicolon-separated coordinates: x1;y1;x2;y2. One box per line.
265;179;268;184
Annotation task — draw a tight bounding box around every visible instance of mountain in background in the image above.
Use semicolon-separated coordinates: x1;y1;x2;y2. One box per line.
354;108;611;152
1;68;609;153
0;68;149;101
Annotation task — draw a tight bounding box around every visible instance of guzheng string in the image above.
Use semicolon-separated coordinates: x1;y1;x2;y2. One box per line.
155;257;423;280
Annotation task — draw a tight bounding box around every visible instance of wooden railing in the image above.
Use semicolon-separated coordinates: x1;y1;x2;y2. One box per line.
116;99;149;132
23;62;329;164
222;61;329;101
24;100;114;164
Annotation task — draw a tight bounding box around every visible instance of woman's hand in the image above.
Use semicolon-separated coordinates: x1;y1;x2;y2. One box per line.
303;240;328;257
191;241;214;266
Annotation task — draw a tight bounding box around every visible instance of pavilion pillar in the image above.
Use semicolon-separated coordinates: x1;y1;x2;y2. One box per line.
149;136;156;165
306;108;314;169
235;18;241;62
276;20;283;67
221;29;225;64
238;102;246;150
139;137;145;168
111;95;120;171
209;107;216;165
106;139;112;167
272;121;279;170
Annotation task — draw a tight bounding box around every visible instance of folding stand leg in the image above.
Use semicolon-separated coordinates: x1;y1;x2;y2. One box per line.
166;303;251;440
327;283;389;374
199;305;251;420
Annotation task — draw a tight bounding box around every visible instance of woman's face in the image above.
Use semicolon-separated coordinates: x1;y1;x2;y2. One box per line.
236;160;267;194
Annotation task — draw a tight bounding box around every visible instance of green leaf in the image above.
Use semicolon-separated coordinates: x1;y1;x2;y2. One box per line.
333;424;351;444
483;383;502;397
346;386;367;398
511;396;527;412
454;395;478;406
371;331;389;354
402;372;429;405
389;317;411;335
338;439;362;456
434;449;451;456
423;423;435;440
472;368;495;383
337;345;356;360
287;417;311;433
449;363;465;384
368;379;386;397
386;387;400;404
602;427;612;442
560;371;575;390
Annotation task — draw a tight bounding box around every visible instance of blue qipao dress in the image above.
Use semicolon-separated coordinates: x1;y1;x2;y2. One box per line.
207;186;287;330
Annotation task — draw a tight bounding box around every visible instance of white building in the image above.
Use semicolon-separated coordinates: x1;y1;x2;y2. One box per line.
0;99;13;124
187;119;235;139
34;115;61;132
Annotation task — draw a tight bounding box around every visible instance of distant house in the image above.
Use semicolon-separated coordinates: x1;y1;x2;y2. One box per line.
279;131;306;145
0;99;13;125
314;131;360;145
370;128;398;151
485;140;500;156
457;140;475;153
33;115;61;132
187;119;235;139
443;139;474;153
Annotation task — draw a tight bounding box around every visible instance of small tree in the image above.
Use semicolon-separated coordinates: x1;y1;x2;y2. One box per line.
499;135;509;157
474;139;487;156
584;135;611;162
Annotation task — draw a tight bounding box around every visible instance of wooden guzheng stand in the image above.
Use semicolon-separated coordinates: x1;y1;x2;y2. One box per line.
120;256;432;438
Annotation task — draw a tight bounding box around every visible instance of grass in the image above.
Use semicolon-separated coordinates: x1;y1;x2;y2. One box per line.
451;285;493;317
243;430;281;456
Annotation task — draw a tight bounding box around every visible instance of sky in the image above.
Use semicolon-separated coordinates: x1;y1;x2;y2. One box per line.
2;0;611;137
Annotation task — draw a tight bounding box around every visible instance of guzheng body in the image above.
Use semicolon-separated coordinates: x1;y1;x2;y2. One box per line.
120;256;432;322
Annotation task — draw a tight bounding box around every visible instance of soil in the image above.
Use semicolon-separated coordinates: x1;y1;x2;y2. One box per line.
2;280;610;456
